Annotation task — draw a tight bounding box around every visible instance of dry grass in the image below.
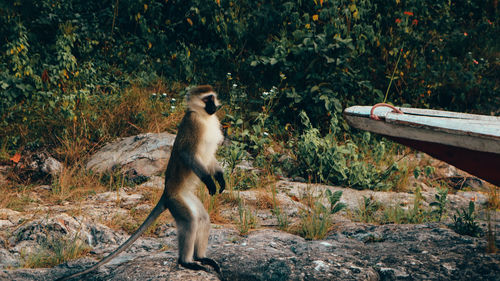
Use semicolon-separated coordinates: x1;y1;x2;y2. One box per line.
21;236;91;268
197;184;229;224
486;183;498;254
1;79;188;211
47;79;186;164
5;193;36;212
50;165;107;203
255;189;274;209
95;80;185;138
486;183;499;210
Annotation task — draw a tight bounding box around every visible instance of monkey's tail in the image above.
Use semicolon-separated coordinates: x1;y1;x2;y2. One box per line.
56;201;167;281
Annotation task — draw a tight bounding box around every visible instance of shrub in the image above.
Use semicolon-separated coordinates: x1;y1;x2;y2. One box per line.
452;200;483;237
1;0;498;151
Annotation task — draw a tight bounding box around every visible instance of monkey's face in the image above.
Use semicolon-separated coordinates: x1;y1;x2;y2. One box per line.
186;86;220;115
202;94;219;115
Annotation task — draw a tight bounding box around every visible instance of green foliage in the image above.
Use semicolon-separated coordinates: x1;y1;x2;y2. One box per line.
430;187;448;222
298;201;332;240
355;186;449;224
1;0;497;150
325;189;347;214
296;188;347;240
220;141;246;174
452;201;483;237
354;195;381;223
414;165;436;180
292;112;398;189
271;187;289;231
237;200;257;236
382;186;431;224
0;1;498;194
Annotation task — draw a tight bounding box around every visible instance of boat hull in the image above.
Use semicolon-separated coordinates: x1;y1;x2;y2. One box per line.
344;106;500;186
387;135;500;186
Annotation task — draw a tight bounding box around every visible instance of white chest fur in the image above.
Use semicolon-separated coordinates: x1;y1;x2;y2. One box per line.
199;114;223;159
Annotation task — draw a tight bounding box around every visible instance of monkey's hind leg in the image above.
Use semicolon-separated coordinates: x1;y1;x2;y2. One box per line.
193;205;221;274
177;219;210;272
172;196;211;272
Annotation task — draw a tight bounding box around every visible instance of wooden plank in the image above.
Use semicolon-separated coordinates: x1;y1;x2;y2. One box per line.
344;114;500;154
344;106;500;121
396;107;500;121
385;113;500;140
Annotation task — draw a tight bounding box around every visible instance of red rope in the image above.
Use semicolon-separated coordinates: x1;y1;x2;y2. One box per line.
370;103;404;120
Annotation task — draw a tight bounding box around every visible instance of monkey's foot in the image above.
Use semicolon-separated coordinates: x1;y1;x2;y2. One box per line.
179;260;210;272
195;257;221;274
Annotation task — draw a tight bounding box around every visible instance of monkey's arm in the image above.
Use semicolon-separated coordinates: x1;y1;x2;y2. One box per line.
180;152;217;195
213;166;225;193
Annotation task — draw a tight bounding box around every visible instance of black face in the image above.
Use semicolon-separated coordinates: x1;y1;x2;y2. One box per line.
203;94;217;115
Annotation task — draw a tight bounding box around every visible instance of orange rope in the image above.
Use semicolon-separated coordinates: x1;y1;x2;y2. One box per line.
370;103;404;121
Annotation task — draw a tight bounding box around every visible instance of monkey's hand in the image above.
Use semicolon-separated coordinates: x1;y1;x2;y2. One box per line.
201;175;217;195
214;171;225;193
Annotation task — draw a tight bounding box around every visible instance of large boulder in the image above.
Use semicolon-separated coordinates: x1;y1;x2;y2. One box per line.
86;133;176;178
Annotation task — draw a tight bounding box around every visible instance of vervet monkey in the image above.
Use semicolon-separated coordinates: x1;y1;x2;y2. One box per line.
58;85;225;280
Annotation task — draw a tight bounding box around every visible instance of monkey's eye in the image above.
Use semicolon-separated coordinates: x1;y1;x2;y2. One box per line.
202;95;213;103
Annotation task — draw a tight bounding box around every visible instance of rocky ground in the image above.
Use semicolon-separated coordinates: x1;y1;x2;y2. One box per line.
0;133;498;280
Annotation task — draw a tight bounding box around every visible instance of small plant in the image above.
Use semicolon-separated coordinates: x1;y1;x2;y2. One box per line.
237;200;257;236
231;169;260;191
294;186;338;240
486;211;497;254
382;204;411;224
355;195;381;223
293;112;399;190
407;186;427;224
325;189;347;214
297;201;332;240
451;201;483;237
271;187;289;230
220;140;246;175
430;187;448;222
21;235;90;268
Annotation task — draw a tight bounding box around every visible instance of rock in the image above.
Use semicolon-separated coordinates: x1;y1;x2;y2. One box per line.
0;165;9;185
456;191;489;205
14;151;63;179
0;208;23;224
237;189;305;217
11;240;38;256
276;181;417;211
0;248;18;268
445;165;459;178
8;213;123;250
20;224;493;281
0;220;13;228
40;156;63;176
26;152;62;176
212;229;379;281
220;189;305;227
94;191;143;208
1;170;498;281
236;160;254;171
138;175;164;189
86;132;176;178
1;212;499;281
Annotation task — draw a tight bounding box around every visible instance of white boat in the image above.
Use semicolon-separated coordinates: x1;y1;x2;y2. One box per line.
343;104;500;186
